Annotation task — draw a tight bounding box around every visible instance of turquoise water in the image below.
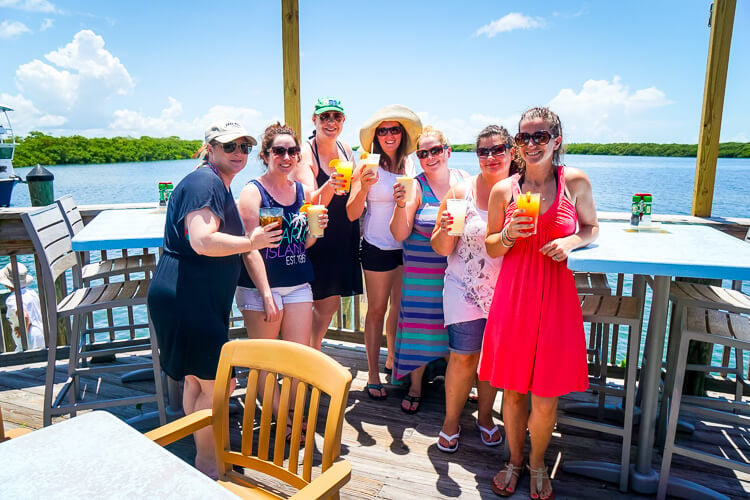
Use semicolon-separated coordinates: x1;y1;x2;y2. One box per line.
4;154;750;369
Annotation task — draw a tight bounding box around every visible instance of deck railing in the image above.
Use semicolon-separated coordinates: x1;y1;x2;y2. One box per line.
1;203;748;366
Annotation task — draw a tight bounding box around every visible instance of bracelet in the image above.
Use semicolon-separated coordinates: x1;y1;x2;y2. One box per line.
500;228;516;247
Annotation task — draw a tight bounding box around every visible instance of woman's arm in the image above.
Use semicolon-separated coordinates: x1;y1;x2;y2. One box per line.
346;164;377;221
485;179;531;258
430;181;468;256
237;184;283;322
539;167;599;260
389;182;421;242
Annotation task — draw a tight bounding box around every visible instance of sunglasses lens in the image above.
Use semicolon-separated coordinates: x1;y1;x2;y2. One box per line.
514;133;529;146
416;150;427;159
533;132;551;145
271;146;300;156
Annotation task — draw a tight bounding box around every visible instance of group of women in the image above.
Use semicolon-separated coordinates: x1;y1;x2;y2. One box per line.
147;100;599;500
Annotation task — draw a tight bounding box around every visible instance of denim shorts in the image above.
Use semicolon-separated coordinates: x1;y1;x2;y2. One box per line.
447;318;487;355
235;283;313;312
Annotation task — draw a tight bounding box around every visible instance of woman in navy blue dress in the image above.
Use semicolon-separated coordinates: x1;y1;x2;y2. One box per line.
148;120;282;477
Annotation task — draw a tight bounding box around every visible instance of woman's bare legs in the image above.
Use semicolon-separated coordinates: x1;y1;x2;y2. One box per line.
183;374;236;478
528;394;557;500
493;389;528;494
384;272;402;371
310;295;341;349
363;268;401;397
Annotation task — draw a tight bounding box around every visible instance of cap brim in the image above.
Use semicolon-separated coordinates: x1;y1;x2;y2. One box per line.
212;132;257;146
315;106;344;115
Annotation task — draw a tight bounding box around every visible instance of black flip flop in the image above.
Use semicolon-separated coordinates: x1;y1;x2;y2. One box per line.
401;394;421;414
366;383;387;400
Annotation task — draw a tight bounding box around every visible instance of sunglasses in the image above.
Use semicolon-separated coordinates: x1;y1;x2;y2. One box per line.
514;131;556;146
376;126;402;137
220;142;251;154
476;144;511;158
318;112;344;123
415;145;448;160
270;145;301;157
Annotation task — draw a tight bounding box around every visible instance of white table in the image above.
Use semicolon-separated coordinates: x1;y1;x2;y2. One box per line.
71;208;166;251
0;411;238;499
565;221;750;496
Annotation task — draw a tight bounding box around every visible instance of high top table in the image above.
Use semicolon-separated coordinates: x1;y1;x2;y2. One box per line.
565;221;750;496
0;411;238;499
71;207;166;251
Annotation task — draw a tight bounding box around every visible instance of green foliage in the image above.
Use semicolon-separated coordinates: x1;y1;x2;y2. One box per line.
450;142;750;158
13;131;203;167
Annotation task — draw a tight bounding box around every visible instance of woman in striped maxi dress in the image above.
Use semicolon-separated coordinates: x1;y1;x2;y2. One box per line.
390;126;467;414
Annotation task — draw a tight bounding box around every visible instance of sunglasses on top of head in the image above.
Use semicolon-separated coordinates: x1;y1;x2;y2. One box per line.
220;142;252;154
376;126;403;137
270;145;301;157
513;131;556;147
476;144;511;158
318;112;344;123
415;145;448;160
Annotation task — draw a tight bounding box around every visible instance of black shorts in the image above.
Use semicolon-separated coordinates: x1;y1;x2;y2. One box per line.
360;238;403;272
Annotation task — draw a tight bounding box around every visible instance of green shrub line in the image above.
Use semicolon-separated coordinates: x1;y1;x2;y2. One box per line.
11;132;750;167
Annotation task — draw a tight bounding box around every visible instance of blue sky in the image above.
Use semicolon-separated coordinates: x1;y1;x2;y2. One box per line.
1;0;748;146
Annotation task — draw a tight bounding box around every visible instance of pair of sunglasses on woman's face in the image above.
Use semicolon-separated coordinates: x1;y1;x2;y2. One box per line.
513;130;556;147
476;144;512;158
270;145;301;157
376;126;402;137
318;112;344;123
219;142;252;154
416;145;448;160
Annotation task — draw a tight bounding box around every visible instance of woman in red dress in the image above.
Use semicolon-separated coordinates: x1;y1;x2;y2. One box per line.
480;107;599;499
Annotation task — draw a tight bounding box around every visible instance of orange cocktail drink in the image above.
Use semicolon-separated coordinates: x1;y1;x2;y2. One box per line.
329;159;353;194
517;192;540;235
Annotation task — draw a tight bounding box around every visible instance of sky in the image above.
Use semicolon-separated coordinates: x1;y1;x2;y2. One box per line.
1;0;748;147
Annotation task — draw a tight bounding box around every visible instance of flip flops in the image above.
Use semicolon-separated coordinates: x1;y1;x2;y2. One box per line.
401;394;421;414
436;426;461;453
476;421;504;447
366;383;387;400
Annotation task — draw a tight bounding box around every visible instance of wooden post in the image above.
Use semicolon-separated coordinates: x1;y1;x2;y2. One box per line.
691;0;736;217
281;0;301;136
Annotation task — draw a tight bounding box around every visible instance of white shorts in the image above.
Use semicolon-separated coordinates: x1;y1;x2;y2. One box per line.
235;283;313;312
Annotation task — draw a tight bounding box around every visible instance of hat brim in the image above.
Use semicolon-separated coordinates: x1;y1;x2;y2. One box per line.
0;274;33;289
211;132;258;146
359;104;423;156
314;106;344;115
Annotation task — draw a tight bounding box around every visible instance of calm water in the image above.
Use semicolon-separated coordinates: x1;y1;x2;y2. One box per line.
9;153;750;218
4;154;750;366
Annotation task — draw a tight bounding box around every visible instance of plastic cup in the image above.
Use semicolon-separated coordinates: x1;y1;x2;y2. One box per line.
307;204;325;238
259;207;284;228
361;153;380;177
446;198;468;236
334;161;354;193
397;176;414;201
517;192;540;234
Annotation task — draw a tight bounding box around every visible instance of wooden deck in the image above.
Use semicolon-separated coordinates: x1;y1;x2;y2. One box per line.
1;341;748;499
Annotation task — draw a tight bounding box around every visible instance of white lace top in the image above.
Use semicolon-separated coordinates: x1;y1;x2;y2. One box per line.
443;180;503;325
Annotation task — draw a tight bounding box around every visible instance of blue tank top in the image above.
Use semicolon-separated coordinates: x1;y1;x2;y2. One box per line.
237;180;314;288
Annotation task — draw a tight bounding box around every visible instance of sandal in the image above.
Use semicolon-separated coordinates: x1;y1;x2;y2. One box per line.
436;426;461;453
366;383;387;400
401;394;421;414
476;421;504;447
527;465;554;500
491;461;525;497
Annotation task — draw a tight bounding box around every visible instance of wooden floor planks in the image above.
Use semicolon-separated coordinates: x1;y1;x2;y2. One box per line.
1;340;748;499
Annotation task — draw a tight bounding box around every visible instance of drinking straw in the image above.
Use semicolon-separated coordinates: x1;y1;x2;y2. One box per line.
318;193;322;205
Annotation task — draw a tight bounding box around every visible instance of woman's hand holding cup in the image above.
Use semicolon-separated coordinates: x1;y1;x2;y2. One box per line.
439;209;453;233
328;172;347;195
393;182;407;208
508;209;534;238
359;165;378;191
249;222;282;249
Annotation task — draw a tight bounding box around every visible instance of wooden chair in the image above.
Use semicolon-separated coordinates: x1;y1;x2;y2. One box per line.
575;271;613;366
55;195;156;282
657;307;750;499
21;203;166;426
0;406;31;442
146;339;353;499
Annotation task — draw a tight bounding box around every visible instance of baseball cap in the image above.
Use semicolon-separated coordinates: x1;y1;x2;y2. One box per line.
204;120;257;145
314;97;344;115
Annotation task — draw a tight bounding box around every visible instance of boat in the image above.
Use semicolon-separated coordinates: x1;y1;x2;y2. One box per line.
0;105;22;207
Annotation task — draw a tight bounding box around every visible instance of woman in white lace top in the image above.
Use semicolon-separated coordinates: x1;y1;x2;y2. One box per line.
430;125;520;454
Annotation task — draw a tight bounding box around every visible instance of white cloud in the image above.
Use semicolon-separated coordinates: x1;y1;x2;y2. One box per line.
0;20;31;38
475;13;545;38
0;0;56;12
549;76;673;142
40;18;53;31
15;30;134;114
0;93;67;134
109;98;268;139
44;30;134;94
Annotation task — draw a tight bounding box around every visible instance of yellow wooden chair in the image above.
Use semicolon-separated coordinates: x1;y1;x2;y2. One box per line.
146;339;353;499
